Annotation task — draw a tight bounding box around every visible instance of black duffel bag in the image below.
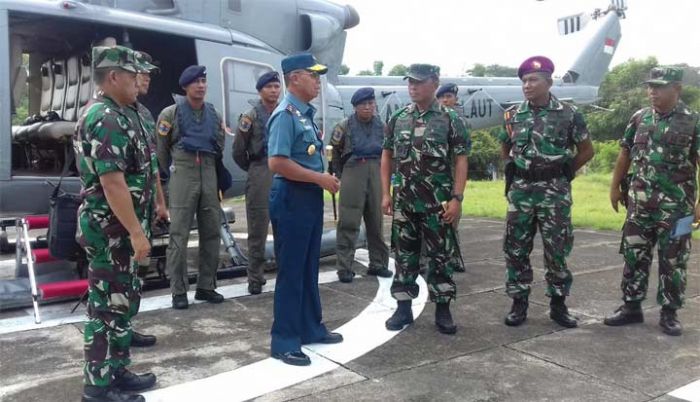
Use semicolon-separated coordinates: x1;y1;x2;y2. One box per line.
47;181;82;261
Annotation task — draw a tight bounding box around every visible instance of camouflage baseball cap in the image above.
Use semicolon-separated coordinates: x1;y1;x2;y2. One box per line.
404;64;440;81
92;45;141;73
134;50;159;73
645;66;683;86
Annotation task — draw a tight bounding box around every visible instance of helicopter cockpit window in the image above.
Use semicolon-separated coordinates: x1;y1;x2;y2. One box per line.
220;58;279;133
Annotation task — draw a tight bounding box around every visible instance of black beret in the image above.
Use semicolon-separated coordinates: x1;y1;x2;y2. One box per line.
179;65;206;88
256;71;280;91
437;83;458;98
351;87;375;106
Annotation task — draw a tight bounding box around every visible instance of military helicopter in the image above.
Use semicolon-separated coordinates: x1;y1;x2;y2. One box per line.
0;0;625;313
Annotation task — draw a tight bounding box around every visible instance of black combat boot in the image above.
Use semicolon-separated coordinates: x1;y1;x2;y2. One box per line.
385;300;414;331
549;295;578;328
505;297;528;326
603;301;643;326
130;331;156;348
111;367;157;392
82;385;145;402
659;306;682;336
435;302;457;335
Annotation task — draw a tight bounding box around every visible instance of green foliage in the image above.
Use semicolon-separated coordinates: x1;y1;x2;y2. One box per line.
387;64;408;76
357;70;374;76
587;140;619;173
338;64;350;75
466;63;517;77
467;129;501;180
373;60;384;76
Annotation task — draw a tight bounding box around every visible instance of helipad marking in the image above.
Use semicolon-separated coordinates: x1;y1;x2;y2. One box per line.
143;249;428;402
670;379;700;402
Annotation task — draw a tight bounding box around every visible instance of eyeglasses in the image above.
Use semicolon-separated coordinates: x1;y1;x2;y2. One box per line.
294;70;320;80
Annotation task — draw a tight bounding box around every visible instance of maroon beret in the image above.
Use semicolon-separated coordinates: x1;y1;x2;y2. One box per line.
517;56;555;79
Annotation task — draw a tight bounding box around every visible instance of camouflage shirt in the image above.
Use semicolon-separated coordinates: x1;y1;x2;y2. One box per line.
74;95;156;240
498;95;589;170
621;101;700;213
125;101;159;207
383;99;470;213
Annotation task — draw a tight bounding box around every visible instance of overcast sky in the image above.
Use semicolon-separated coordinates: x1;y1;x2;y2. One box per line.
339;0;700;77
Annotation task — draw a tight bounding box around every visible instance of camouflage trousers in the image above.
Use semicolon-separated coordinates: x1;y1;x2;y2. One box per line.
82;235;141;387
619;208;692;309
391;208;458;303
504;178;573;299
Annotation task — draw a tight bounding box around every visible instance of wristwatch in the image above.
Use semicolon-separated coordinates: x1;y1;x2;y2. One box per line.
451;194;464;202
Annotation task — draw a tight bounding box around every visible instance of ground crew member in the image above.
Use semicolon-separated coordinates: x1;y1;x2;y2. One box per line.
331;86;391;283
75;45;157;402
267;53;343;366
232;71;281;295
381;64;470;335
605;66;700;336
117;50;167;348
437;82;467;273
499;56;594;328
156;65;225;309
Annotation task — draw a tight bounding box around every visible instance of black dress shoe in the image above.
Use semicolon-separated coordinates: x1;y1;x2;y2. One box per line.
386;300;414;331
172;294;189;310
505;297;528;326
112;367;157;392
195;288;224;304
659;307;682;336
603;302;643;326
317;332;344;344
82;385;145;402
435;302;457;335
366;267;393;278
272;351;311;366
130;331;156;348
549;303;578;328
248;282;263;295
337;270;355;283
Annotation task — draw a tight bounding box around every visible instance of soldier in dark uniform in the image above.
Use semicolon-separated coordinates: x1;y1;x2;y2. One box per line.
76;45;156;402
381;64;470;335
331;87;391;283
156;65;226;309
498;56;594;328
232;71;281;295
267;53;343;366
605;67;700;336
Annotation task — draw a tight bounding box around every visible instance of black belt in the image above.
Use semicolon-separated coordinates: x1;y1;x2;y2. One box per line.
514;165;565;182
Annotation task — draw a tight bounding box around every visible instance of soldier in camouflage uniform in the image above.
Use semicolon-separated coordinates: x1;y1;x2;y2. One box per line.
605;66;700;336
437;82;467;273
381;64;470;335
232;71;280;295
331;87;391;283
499;56;594;329
75;46;157;402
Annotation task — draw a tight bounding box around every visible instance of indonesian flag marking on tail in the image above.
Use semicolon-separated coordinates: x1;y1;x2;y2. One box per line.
604;37;616;55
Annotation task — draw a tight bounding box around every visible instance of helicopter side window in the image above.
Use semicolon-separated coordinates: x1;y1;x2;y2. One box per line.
220;58;279;134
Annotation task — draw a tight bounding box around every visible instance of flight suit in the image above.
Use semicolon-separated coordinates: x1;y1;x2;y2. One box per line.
232;100;275;287
384;100;470;303
75;95;156;386
267;92;328;355
156;97;225;296
619;102;700;309
331;114;389;277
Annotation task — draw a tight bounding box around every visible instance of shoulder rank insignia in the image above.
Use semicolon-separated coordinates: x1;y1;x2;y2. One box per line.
285;103;302;117
238;115;252;133
157;120;172;136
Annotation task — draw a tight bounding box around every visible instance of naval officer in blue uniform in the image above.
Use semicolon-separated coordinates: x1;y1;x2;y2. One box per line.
267;53;344;366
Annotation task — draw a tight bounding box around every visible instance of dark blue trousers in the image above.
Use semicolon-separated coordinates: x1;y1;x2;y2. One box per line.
269;177;327;355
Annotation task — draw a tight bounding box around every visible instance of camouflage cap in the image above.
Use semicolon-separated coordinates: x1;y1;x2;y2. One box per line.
92;45;141;73
134;50;159;73
404;64;440;81
645;66;683;86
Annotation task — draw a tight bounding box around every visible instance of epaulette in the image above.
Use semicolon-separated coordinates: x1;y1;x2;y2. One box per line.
285;103;302;117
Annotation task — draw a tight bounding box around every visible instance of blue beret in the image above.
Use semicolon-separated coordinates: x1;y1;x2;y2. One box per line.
179;65;206;88
256;71;280;91
281;52;328;75
517;56;554;79
351;87;375;106
437;83;458;98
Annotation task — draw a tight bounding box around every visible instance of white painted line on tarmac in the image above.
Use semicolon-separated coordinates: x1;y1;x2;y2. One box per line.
670;379;700;402
143;249;428;402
